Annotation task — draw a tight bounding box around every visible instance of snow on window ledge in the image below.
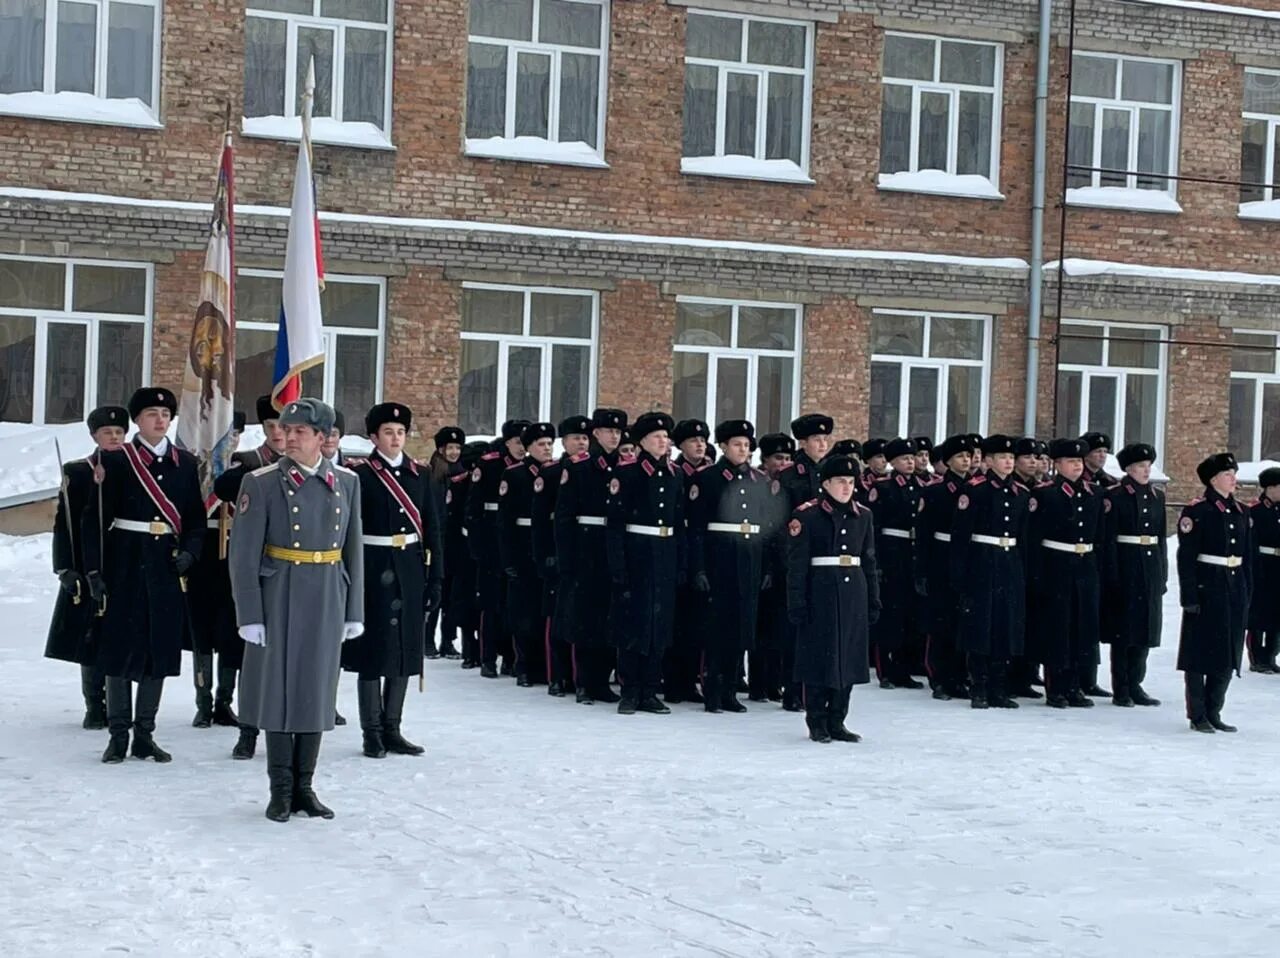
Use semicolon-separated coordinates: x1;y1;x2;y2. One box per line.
465;136;609;169
0;91;161;130
1238;199;1280;221
1065;186;1182;214
241;116;395;151
877;170;1004;201
680;155;815;185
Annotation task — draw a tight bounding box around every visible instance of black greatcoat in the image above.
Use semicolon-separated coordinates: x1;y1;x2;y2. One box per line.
44;455;99;664
466;444;517;607
1176;489;1252;675
554;444;621;648
778;450;823;509
82;438;205;680
499;456;545;641
532;456;567;627
914;470;968;639
1026;476;1103;670
672;455;715;654
444;468;478;618
1099;476;1167;649
606;450;682;658
342;452;443;679
1248;495;1280;632
786;494;879;689
865;473;923;651
949;473;1030;657
755;473;792;654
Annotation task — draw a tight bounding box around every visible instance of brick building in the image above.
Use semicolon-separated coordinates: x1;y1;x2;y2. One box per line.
2;0;1280;499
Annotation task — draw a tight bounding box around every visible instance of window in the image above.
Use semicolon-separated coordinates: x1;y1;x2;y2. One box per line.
1054;320;1166;448
1228;330;1280;461
1241;70;1280;206
0;256;151;425
465;0;610;167
458;284;597;435
235;271;384;423
878;33;1003;198
869;310;989;440
1067;53;1180;210
681;10;813;182
672;298;800;436
243;0;393;148
0;0;160;127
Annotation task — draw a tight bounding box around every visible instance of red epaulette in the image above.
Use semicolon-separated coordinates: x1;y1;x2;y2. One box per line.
895;474;906;486
619;453;637;465
1187;497;1204;507
852;500;868;515
504;461;524;471
796;498;818;512
449;471;469;485
681;461;695;476
666;459;678;474
481;451;500;460
345;456;367;467
779;461;795;472
722;468;734;481
967;475;987;486
875;474;891;483
1035;480;1054;488
570;451;590;463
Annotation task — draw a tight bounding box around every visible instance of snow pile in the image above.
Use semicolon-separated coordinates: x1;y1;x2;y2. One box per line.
877;170;1005;200
1066;186;1183;214
680;155;815;184
465;136;609;169
1047;257;1280;286
241;116;395;151
0;91;161;129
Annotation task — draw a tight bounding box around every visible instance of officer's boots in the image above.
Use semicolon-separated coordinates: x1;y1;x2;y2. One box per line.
81;666;107;730
264;732;294;822
970;675;989;710
192;654;214;727
358;680;387;758
291;733;334;819
213;666;239;726
232;725;259;760
381;678;424;756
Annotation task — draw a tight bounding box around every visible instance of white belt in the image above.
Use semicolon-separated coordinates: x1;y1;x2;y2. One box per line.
483;502;499;512
707;521;760;536
626;524;673;538
1117;535;1159;546
973;534;1017;549
1259;546;1280;557
515;517;532;527
112;518;173;536
576;515;605;527
362;533;419;548
882;528;914;540
933;532;951;542
811;556;861;567
1198;554;1243;568
1042;539;1093;555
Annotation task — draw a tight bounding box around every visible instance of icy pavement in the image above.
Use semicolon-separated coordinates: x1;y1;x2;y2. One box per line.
3;533;1280;958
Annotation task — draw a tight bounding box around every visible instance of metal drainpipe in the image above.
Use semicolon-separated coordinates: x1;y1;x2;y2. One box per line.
1025;0;1054;435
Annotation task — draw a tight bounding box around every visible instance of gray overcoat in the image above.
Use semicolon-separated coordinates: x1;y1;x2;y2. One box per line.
229;457;363;733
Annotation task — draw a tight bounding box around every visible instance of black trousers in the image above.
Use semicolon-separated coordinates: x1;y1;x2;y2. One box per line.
1007;656;1040;690
803;683;852;731
358;676;412;731
80;664;104;708
747;649;782;699
547;622;574;687
1109;644;1150;696
478;597;511;668
193;652;237;706
572;645;615;695
1247;630;1278;668
926;631;966;692
1184;670;1232;722
967;652;1008;697
105;676;164;736
617;648;662;700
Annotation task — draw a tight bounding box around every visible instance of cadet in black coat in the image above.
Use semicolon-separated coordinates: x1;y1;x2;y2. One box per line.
1082;431;1121;489
1007;439;1047;700
606;412;682;714
664;418;715;705
447;442;488;668
82;388;205;764
466;419;528;678
499;422;556;687
425;425;466;659
1177;454;1252;733
750;432;795;703
950;435;1031;710
687;419;781;713
345;404;443;758
786;454;879;744
45;405;128;730
554;408;627;704
1099;443;1168;707
865;438;925;689
1246;467;1280;673
778;413;833;510
1027;438;1103;709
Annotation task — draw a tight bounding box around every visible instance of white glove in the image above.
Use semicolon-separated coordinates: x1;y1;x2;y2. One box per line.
239;624;266;646
342;622;364;640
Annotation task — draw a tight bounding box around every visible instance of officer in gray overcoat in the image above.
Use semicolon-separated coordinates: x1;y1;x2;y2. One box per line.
229;398;364;822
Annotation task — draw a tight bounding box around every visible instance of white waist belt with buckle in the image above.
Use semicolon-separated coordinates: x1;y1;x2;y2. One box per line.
933;532;951;542
483;502;499;512
811;556;861;567
1117;535;1159;546
973;534;1017;549
576;515;605;527
882;528;914;540
626;524;673;538
362;533;420;548
707;522;761;536
1260;546;1280;557
112;518;173;536
515;517;532;527
1042;539;1093;555
1198;554;1243;568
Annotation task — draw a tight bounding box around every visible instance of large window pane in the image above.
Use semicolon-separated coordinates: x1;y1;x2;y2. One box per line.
459;339;499;435
1121;59;1175;104
1245;70;1280;114
746;20;805;69
1231;332;1276;374
466;43;508;139
929;316;984;360
907;366;938;438
72;265;147;315
463;288;523;334
333;334;376;423
0;259;65;310
682;63;718;158
940;40;995;86
755;355;792;436
44;322;87;424
1263;384;1280;460
738;306;795;350
251;0;314;13
106;0;154;104
559;52;599;147
506;345;542;422
1058;323;1103;365
514;51;551;139
1072;55;1117;99
956;91;993;177
765;72;803;164
675;302;731;347
301;361;323;400
686;13;741;62
0;315;36;422
1122;374;1158;446
714;356;748;423
673;351;708;422
1241;118;1268;203
320;0;388;22
946;365;982;435
296;26;335;118
245;16;288;117
470;0;533;41
724;72;758;156
550;344;590;422
234;275;282;324
234;327;277;419
0;0;45;95
1055;370;1082;437
538;0;600;47
1067;102;1096;188
871;313;924;357
1109;326;1160;369
869;362;901;438
918;91;950;171
1135;108;1171;190
530;293;592;338
321;281;380;329
1228;379;1255;460
879;83;912;174
55;1;96;95
343;27;387;127
1086;375;1118;438
1099;108;1131;188
97;321;144;407
883;34;933;82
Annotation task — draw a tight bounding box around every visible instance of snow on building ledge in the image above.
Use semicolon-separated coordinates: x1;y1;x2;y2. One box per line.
877;171;1005;201
680;156;815;185
1238;199;1280;221
465;136;609;169
1044;257;1280;288
1065;186;1183;215
0;91;161;130
242;116;395;152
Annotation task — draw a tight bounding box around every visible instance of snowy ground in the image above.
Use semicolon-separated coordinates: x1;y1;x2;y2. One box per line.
3;533;1280;958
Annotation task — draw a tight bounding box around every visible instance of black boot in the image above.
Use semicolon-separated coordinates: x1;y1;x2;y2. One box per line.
516;674;532;687
575;687;595;705
547;679;566;697
617;693;638;715
101;732;129;763
192;653;214;727
130;732;172;763
334;710;347;726
1046;693;1069;709
291;732;334;818
480;663;499;678
265;732;294;822
81;665;107;730
828;724;861;742
1130;687;1161;707
1066;689;1095;708
232;726;259;760
439;636;461;659
213;666;239;726
132;678;169;760
638;694;670;714
382;677;424;755
1190;718;1216;733
702;675;723;714
358;679;386;758
1209;716;1238;733
720;688;748;713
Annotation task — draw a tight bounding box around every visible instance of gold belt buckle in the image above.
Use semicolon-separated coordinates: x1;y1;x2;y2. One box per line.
1075;543;1089;555
148;521;168;535
839;555;853;567
1228;556;1242;568
312;551;323;563
739;522;751;535
659;527;672;538
1142;536;1155;546
391;533;406;548
1001;538;1014;549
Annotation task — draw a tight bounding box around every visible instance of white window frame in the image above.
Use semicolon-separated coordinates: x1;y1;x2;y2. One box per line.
877;32;1004;196
464;0;611;168
672;295;803;432
869;309;991;438
242;0;396;149
1056;319;1168;447
236;269;385;411
459;282;599;430
0;254;153;425
680;10;814;183
1068;51;1181;199
0;0;162;128
1228;329;1280;461
1241;68;1280;205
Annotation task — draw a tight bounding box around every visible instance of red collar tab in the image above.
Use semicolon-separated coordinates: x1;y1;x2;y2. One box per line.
821;499;833;513
259;443;279;464
722;468;734;481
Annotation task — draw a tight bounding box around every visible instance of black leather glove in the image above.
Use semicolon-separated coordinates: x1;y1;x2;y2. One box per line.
914;577;928;598
424;583;442;613
760;573;773;592
868;606;881;626
170;550;195;576
1183;604;1200;615
86;572;107;604
694;572;711;593
57;569;82;596
504;566;519;580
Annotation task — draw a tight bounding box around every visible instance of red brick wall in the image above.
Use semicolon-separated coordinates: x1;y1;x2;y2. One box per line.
798;297;871;437
597;280;673;413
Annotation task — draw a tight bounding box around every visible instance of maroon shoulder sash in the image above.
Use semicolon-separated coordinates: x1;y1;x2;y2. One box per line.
121;443;183;534
368;458;424;540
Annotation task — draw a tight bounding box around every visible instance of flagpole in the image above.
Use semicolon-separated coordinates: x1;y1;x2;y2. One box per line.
302;56;315;167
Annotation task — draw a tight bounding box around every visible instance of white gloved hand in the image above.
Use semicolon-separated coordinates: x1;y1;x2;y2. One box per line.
239;624;266;646
342;622;364;640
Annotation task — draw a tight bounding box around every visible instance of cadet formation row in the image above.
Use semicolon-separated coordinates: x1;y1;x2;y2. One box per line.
44;392;1280;820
